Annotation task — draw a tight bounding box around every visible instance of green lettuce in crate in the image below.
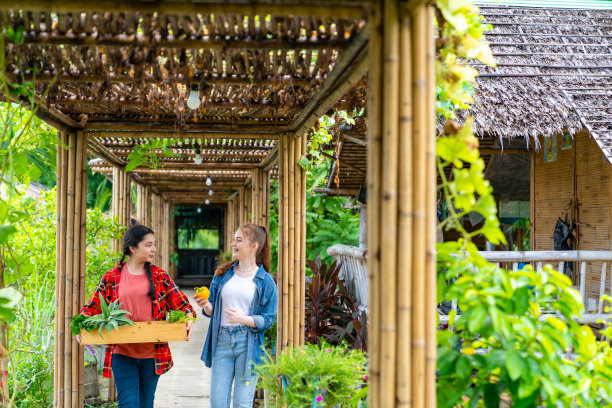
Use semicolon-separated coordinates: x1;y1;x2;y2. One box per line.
167;310;197;324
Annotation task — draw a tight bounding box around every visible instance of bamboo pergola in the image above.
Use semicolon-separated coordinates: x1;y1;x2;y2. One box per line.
2;1;436;407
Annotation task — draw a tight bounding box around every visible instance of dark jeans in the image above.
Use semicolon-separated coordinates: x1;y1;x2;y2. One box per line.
111;354;160;408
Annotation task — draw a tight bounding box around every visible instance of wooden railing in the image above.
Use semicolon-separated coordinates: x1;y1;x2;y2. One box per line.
480;250;612;314
327;244;368;312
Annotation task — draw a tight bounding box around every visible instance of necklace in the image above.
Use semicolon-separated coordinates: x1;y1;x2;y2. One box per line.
237;264;258;275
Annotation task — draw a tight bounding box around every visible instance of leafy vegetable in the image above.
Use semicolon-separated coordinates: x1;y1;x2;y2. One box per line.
70;314;88;336
167;310;196;324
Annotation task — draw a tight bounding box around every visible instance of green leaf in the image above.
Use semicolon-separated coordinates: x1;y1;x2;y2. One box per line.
0;224;17;244
506;351;526;381
0;287;22;322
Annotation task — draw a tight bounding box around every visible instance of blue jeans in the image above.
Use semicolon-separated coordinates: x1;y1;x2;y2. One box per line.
111;354;160;408
210;326;258;408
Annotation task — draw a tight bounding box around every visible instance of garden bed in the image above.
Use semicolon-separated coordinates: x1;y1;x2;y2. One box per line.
80;321;187;345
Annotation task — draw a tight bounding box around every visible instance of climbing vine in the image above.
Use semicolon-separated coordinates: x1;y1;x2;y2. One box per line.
435;1;612;407
125;138;182;172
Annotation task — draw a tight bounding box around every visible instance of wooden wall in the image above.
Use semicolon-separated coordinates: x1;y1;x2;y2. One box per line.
533;130;612;305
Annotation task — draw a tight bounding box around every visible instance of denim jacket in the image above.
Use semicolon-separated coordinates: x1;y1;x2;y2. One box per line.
200;262;278;379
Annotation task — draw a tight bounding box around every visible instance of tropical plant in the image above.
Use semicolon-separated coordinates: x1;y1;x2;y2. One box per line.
79;295;135;337
255;341;366;408
304;256;366;351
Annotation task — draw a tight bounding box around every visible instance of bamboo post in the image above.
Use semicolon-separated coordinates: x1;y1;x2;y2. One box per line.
299;137;307;346
288;135;296;347
379;2;400;406
78;132;88;405
54;130;68;407
252;169;260;225
54;130;87;408
424;5;437;405
64;131;75;408
280;133;289;349
396;6;413;406
367;2;435;407
367;3;383;407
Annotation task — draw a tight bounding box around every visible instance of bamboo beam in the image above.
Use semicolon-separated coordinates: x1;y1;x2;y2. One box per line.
260;147;280;171
312;187;360;196
86;137;126;167
2;1;370;18
24;35;349;50
86;131;279;140
290;22;371;136
84;122;290;132
29;73;313;87
320;151;367;174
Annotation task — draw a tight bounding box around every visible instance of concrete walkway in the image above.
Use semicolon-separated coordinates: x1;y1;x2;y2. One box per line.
155;289;211;407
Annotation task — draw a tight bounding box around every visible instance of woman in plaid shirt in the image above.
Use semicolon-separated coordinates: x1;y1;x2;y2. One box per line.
77;225;195;408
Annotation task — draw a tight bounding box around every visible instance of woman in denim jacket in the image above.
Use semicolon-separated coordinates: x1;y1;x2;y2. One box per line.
196;224;278;408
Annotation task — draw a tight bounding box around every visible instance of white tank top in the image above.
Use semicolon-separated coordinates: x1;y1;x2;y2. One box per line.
220;273;256;327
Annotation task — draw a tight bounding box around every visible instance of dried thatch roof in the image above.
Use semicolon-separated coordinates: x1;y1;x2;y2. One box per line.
2;1;370;192
470;6;612;158
331;5;612;194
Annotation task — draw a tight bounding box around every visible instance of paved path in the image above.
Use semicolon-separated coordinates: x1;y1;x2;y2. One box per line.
155;289;211;407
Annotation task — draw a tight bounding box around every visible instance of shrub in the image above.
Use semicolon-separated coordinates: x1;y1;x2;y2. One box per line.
255;342;366;408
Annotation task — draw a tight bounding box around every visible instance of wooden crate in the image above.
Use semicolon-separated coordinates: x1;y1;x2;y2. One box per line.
80;321;187;345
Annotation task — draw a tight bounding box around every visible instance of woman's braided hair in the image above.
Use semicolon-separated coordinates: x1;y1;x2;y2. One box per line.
119;225;156;301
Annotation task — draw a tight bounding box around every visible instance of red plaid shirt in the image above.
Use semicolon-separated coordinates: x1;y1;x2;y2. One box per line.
80;264;195;378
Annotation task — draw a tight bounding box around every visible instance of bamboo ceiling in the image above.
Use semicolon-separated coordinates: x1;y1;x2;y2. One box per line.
3;0;370;189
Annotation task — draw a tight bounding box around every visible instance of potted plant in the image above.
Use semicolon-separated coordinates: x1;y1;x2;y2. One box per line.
255;342;367;408
71;295;193;345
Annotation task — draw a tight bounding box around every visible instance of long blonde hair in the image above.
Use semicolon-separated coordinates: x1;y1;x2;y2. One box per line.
215;224;271;276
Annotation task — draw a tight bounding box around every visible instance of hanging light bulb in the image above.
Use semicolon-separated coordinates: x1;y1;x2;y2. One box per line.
208;188;213;196
206;175;212;186
194;145;203;165
196;206;202;214
205;198;210;205
186;84;200;110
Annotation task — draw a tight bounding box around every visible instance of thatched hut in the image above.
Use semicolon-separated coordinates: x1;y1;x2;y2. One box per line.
326;4;612;307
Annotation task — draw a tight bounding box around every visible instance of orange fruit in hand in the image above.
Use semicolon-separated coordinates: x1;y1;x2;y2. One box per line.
195;286;210;300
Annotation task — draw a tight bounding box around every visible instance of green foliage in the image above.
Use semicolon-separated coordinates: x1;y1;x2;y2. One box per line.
87;168;112;211
4;189;121;406
125;138;182;171
71;314;88;336
435;0;612;406
85;206;125;294
166;310;196;324
83;295;134;337
0;287;22;323
255;342;367;408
